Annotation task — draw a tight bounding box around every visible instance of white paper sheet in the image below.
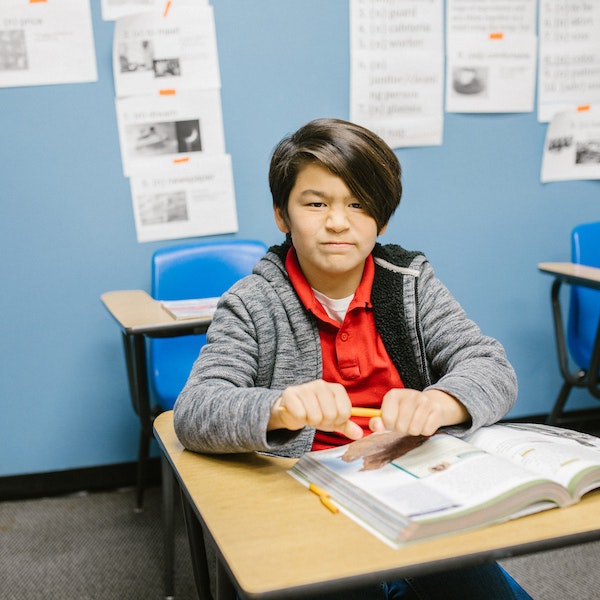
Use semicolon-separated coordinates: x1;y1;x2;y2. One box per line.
103;0;209;21
447;0;537;34
541;108;600;182
113;4;220;97
0;0;97;88
115;89;225;176
446;34;537;113
102;0;157;21
350;0;444;149
445;0;537;113
538;1;600;123
129;154;238;243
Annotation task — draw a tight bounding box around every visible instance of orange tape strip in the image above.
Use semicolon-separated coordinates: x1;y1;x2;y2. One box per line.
490;32;504;40
577;105;591;112
29;0;47;3
163;1;172;17
159;89;176;96
173;157;190;164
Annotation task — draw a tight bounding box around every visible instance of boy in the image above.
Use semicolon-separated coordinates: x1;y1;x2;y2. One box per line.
174;119;528;599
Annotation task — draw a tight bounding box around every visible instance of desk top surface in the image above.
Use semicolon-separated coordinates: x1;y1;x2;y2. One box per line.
154;411;600;599
538;262;600;289
100;290;211;336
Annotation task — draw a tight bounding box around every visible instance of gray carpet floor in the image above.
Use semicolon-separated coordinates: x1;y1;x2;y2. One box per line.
0;486;196;600
2;484;600;599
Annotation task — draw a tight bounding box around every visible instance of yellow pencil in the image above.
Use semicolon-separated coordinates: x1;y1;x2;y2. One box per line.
318;495;339;514
309;483;339;514
309;483;328;496
350;407;382;418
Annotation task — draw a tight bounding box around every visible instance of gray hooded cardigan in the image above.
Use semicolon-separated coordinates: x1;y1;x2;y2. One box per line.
173;242;517;457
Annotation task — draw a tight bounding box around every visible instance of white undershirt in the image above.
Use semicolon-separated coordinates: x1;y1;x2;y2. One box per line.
312;289;354;324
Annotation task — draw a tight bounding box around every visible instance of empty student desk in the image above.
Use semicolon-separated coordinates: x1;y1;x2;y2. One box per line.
101;289;212;505
538;262;600;424
154;410;600;600
101;290;212;599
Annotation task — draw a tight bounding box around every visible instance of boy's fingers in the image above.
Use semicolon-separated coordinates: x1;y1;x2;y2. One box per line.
338;420;364;441
368;416;386;433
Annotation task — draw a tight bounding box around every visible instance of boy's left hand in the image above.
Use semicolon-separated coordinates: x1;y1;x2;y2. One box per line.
369;388;469;437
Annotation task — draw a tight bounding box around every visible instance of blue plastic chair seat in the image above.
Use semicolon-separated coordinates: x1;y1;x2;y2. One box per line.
150;239;267;411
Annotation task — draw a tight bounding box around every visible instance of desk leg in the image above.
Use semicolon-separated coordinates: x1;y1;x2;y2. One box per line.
216;559;236;600
181;490;214;600
162;456;175;600
588;317;600;399
548;279;600;422
121;332;153;510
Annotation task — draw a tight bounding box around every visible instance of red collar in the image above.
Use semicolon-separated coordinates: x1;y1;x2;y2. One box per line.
285;248;374;322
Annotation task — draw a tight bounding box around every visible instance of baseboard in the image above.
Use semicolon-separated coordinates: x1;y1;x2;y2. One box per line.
0;457;162;502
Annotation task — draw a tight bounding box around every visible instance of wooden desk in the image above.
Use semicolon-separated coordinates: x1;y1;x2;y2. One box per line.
154;411;600;600
101;290;212;504
101;289;213;337
101;290;212;598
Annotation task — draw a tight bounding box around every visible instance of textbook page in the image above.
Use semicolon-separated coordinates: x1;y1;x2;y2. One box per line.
362;434;568;520
465;423;600;497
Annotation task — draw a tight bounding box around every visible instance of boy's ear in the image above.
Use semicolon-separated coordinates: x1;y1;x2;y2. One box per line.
378;223;388;235
273;206;289;233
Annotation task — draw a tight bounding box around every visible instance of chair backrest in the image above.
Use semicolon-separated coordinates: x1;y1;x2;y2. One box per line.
150;239;268;410
567;221;600;369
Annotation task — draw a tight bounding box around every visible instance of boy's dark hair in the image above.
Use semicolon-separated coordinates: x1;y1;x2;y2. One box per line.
269;118;402;233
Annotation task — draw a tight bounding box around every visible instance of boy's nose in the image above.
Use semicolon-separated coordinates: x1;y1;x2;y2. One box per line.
326;208;349;230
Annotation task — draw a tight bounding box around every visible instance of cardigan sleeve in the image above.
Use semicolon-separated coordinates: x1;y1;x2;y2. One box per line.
173;268;319;457
415;260;518;435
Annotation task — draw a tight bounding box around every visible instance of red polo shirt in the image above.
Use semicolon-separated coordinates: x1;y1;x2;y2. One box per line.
285;249;404;450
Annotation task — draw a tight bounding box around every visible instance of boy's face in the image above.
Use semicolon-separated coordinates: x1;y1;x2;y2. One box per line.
274;163;383;298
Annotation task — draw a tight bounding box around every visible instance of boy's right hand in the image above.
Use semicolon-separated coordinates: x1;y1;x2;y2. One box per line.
268;379;363;441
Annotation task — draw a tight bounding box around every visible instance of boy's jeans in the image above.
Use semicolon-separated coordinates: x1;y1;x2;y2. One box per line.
317;562;532;600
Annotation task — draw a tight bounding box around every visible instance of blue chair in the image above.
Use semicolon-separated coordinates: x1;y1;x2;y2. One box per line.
147;239;267;598
547;221;600;424
149;239;267;413
137;239;266;498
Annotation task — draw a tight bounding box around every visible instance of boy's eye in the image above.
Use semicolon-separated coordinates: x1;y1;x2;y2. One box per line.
349;202;363;209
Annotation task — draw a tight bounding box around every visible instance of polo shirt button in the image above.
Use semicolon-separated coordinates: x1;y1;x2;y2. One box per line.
340;332;349;341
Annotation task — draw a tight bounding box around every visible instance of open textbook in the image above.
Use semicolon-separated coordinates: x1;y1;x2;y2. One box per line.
289;423;600;548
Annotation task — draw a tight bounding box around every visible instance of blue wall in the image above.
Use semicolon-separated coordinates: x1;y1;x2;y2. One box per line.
1;1;598;477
